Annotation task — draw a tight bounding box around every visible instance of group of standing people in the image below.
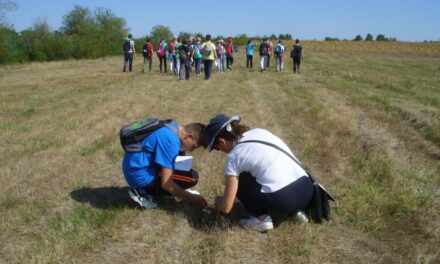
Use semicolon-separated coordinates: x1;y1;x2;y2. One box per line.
122;34;304;79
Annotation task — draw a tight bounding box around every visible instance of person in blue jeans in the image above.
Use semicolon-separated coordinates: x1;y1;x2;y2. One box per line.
122;121;208;208
201;34;217;80
246;40;255;68
192;37;203;76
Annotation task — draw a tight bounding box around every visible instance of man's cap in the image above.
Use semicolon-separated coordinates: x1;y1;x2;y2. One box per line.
206;114;240;151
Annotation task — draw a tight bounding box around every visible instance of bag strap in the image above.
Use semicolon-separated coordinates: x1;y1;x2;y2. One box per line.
237;140;311;174
239;139;335;201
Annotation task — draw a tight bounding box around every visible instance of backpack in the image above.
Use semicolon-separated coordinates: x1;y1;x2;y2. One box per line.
142;43;151;58
157;43;165;57
120;118;175;152
202;43;212;56
179;47;189;60
260;43;268;55
123;39;131;52
274;45;282;55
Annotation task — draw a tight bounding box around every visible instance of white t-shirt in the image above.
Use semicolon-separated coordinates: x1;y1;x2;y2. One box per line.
224;128;308;193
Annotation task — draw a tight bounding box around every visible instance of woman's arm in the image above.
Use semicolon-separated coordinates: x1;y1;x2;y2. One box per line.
215;175;239;214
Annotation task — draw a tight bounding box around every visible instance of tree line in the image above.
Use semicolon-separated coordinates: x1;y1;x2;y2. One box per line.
325;33;397;42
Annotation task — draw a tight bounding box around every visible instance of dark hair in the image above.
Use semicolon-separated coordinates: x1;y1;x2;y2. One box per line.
184;123;207;148
206;34;212;40
146;38;151;42
128;34;132;38
296;39;300;43
247;40;252;44
214;122;250;146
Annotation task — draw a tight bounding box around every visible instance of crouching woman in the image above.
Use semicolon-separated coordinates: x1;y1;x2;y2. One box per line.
205;114;314;231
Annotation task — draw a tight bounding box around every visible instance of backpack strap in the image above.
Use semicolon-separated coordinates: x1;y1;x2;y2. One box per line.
141;121;179;152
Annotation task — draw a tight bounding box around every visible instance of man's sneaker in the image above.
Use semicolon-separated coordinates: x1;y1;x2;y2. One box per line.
295;211;309;223
240;215;274;232
128;188;157;209
186;189;200;195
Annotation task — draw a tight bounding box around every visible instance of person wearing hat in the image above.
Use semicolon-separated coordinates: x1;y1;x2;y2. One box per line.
205;114;314;231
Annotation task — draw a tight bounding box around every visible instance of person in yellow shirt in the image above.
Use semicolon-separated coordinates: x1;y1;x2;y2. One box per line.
201;34;218;80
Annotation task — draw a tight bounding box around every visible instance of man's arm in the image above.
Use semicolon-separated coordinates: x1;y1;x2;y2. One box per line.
159;167;207;207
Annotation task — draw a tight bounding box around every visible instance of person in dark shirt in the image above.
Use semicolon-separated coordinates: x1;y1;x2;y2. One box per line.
291;39;303;74
178;40;193;80
259;38;269;72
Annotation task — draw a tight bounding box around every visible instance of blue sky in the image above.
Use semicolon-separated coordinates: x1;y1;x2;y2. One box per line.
5;0;440;41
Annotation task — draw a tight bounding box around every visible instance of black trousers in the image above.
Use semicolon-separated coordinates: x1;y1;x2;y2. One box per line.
159;56;167;72
236;172;313;217
246;55;253;68
293;57;301;73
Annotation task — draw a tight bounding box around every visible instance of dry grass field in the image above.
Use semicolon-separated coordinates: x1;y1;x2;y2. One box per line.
1;41;439;263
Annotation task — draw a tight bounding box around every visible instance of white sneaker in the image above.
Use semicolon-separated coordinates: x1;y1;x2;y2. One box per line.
186;189;200;195
128;189;157;209
240;215;274;232
295;211;309;223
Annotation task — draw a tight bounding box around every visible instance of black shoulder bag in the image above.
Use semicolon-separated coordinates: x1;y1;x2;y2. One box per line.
238;140;335;223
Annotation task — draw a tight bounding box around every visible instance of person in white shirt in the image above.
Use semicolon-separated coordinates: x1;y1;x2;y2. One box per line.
123;34;135;72
205;114;314;231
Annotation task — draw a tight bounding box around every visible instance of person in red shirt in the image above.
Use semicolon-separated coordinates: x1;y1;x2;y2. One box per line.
226;38;234;71
142;38;154;72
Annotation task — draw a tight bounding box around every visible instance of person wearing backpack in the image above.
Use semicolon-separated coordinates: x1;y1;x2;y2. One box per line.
274;40;285;72
216;39;226;74
259;38;269;72
192;37;203;76
205;114;313;231
142;38;154;73
157;39;168;73
226;38;234;71
291;39;303;74
201;34;217;80
246;40;256;69
123;34;136;72
178;39;193;80
122;120;208;208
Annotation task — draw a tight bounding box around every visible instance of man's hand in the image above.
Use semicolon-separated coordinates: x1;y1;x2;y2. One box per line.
190;194;208;207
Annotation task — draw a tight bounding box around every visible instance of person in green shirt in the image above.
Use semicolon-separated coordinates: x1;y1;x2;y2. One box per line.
201;34;217;80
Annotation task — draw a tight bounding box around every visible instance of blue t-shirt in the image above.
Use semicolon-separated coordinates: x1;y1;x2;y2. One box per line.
122;122;180;188
246;44;254;56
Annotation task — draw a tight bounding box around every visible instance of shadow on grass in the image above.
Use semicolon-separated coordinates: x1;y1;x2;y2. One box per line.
70;186;132;209
70;186;244;230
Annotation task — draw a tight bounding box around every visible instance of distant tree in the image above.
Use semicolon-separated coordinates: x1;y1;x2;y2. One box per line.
354;35;363;41
285;33;292;40
365;33;373;41
178;31;191;41
278;34;285;40
61;5;94;36
376;34;387;41
150;25;173;46
325;37;340;41
269;34;277;40
193;32;204;39
0;0;17;27
93;8;127;56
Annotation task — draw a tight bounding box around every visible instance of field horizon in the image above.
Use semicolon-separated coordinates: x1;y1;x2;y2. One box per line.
1;42;439;263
